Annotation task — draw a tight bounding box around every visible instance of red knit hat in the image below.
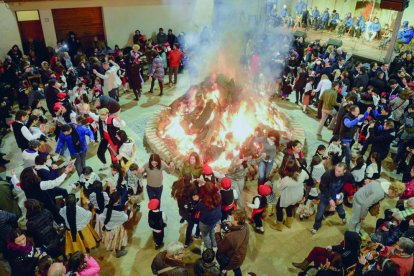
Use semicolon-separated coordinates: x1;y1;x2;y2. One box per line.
148;199;160;210
84;117;94;124
57;92;66;99
202;164;213;175
220;177;231;190
258;185;272;196
53;102;63;111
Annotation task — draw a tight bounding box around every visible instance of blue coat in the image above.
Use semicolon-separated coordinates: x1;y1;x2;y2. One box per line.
345;16;353;28
398;28;414;44
295;1;306;15
321;11;330;22
331;13;340;24
281;8;289;18
369;22;381;32
56;125;94;155
312;9;320;18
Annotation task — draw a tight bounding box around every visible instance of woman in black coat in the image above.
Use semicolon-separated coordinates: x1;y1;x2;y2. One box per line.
25;199;63;258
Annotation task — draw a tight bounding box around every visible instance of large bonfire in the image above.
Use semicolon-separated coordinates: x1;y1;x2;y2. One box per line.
155;73;291;171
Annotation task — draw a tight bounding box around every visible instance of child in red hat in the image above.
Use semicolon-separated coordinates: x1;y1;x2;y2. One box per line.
148;198;167;249
219;177;238;221
247;184;272;234
201;164;216;185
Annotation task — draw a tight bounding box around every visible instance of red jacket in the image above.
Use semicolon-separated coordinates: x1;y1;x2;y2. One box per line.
167;49;183;67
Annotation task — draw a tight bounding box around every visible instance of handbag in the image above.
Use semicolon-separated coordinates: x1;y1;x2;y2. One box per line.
369;202;381;216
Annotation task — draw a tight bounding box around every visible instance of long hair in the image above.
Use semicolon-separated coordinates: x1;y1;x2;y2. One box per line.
171;174;196;202
199;182;221;210
104;192;120;226
68;251;86;273
20;167;41;192
92;180;105;214
24;199;43;219
185;152;201;169
66;194;78;242
279;156;300;180
148;154;161;170
116;130;129;144
26;115;38;128
62;102;73;123
351;156;365;172
111;163;124;189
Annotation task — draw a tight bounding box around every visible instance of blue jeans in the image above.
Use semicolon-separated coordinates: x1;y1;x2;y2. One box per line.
258;160;274;185
341;140;352;167
199;221;217;249
147;185;163;206
313;197;346;230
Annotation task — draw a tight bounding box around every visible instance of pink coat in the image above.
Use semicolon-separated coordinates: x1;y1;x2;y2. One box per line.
400;179;414;200
79;257;100;276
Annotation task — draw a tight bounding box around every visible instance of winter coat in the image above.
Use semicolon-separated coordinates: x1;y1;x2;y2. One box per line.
55;125;94;155
79;257;100;276
277;171;308;207
331;231;361;268
0;181;21;217
98;95;121;114
370;128;395;154
26;209;61;251
391;97;409;121
151;251;188;275
167;49;183;67
215;224;249;270
197;201;221;226
193;259;221;276
150;56;165;79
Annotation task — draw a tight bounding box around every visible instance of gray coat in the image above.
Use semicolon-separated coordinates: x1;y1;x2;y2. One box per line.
150;56;165;80
353;181;387;218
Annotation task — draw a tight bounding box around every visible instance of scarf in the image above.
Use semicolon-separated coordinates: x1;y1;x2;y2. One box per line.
6;240;33;255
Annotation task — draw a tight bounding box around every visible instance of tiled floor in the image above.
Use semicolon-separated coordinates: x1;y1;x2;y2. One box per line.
0;73;399;275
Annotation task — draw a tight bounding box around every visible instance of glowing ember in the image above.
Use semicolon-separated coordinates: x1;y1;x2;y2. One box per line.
157;74;289;170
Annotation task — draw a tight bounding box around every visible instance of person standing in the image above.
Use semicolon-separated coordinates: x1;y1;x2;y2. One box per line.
148;50;165;96
88;108;125;166
167;44;184;87
275;156;308;231
311;163;352;234
215;209;249;276
316;81;340;139
55;124;95;176
348;180;405;232
93;60;122;101
339;105;370;167
314;74;332;119
44;79;60;116
138;154;175;204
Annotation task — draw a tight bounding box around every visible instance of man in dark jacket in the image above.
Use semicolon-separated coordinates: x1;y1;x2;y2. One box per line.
368;120;395;173
354;67;369;90
94;95;121;115
44;79;59;116
312;163;352;234
215;209;249;275
369;71;387;93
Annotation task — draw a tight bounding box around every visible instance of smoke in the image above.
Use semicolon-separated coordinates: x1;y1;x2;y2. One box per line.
163;0;294;91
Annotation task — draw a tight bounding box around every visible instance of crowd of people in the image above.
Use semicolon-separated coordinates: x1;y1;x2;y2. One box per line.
266;0;414;51
1;6;414;276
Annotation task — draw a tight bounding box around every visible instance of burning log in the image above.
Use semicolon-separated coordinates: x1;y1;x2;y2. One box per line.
149;74;295;171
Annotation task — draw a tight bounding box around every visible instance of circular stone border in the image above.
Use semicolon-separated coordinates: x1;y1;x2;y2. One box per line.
144;108;306;170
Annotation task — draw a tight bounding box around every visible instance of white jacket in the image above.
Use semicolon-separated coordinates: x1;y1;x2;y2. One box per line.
95;63;122;93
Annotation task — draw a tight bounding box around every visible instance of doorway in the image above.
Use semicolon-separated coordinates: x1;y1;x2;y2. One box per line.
16;10;47;64
52;7;105;56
